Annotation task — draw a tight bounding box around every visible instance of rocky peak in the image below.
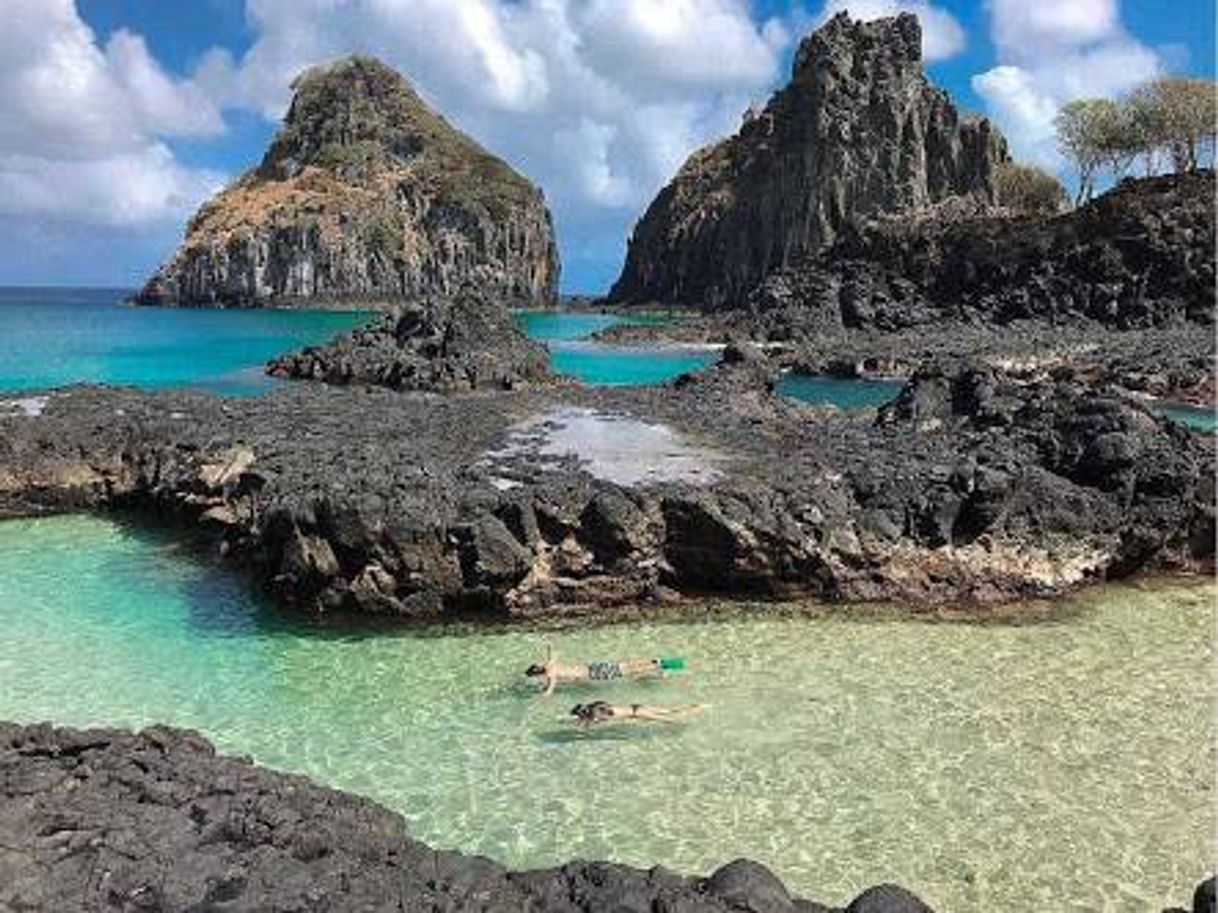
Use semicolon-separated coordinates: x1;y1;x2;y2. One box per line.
138;54;558;310
258;56;469;182
608;13;1008;310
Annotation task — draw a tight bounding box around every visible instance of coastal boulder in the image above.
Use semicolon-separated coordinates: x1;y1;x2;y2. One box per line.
609;12;1006;309
266;296;555;392
136;55;559;309
0;722;931;913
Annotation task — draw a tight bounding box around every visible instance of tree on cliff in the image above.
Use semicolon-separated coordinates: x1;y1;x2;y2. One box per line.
1055;99;1120;204
1129;78;1217;173
1056;78;1216;204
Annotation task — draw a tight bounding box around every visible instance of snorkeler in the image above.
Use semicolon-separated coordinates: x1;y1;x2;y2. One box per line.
569;701;706;726
524;644;685;695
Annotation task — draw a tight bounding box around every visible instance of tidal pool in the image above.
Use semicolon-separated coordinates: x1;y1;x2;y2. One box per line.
483;407;726;486
777;373;905;410
0;514;1211;911
516;309;716;386
1158;402;1216;433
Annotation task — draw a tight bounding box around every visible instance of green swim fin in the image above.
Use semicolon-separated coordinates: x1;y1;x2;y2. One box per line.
659;656;686;671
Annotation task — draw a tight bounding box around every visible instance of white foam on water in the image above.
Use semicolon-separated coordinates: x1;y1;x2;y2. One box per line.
486;407;725;487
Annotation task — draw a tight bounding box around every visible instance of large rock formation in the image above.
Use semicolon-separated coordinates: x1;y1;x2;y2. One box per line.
266;296;555;392
608;12;1007;310
136;56;559;309
595;172;1217;406
0;357;1211;616
747;170;1217;332
0;721;928;912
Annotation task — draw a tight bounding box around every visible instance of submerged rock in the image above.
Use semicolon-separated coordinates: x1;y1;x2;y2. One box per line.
136;55;558;309
0;721;929;912
609;12;1006;309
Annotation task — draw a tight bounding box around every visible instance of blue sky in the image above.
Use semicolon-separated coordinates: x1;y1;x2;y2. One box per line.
2;1;1214;292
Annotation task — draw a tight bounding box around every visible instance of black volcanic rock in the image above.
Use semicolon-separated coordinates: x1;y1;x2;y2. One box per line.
136;55;559;309
609;12;1007;310
267;296;555;392
0;721;931;912
0;358;1211;616
749;170;1217;332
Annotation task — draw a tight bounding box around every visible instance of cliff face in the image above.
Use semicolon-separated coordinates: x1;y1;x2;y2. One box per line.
608;12;1008;310
137;56;559;309
748;170;1218;331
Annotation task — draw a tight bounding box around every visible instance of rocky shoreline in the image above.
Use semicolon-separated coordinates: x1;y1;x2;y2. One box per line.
2;722;1211;913
266;297;557;392
596;171;1216;409
1;353;1211;618
0;722;920;912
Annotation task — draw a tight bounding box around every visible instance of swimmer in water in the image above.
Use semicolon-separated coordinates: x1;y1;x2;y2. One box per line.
569;701;706;726
525;644;684;695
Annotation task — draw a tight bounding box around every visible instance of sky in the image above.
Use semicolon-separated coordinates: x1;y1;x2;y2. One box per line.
1;1;1213;292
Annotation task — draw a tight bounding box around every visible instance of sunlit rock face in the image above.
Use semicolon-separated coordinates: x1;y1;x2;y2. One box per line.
136;56;559;310
609;12;1007;310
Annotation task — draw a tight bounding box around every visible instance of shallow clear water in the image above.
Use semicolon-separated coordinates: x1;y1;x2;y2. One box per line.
777;373;905;410
1158;402;1216;433
0;514;1211;911
0;288;369;395
516;309;716;386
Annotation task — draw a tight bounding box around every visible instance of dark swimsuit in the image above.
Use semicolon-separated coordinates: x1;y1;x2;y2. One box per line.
586;660;623;681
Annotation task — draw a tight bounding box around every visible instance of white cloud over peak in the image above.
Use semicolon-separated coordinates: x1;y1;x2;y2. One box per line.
972;0;1162;168
192;0;799;288
0;0;225;282
816;0;967;62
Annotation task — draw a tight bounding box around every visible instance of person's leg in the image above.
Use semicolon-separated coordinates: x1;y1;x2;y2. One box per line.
620;659;661;677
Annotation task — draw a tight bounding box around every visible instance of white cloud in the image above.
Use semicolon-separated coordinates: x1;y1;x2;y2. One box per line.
0;0;982;288
816;0;967;62
972;0;1161;168
190;0;801;290
0;0;226;272
0;145;223;228
989;0;1120;58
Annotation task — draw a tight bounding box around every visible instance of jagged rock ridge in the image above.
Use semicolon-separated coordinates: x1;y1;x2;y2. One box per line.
136;55;559;309
748;170;1217;331
609;12;1008;310
1;360;1211;616
266;296;555;392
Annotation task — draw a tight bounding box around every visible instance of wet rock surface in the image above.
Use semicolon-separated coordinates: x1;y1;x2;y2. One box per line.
0;721;924;912
135;56;558;310
266;297;555;392
609;13;1006;310
0;355;1210;616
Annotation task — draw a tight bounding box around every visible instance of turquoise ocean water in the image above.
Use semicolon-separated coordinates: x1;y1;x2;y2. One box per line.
0;291;1213;908
516;309;717;386
0;288;369;396
0;514;1210;910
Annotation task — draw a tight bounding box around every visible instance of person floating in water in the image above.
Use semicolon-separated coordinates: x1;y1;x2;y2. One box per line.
570;700;706;726
525;644;685;695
